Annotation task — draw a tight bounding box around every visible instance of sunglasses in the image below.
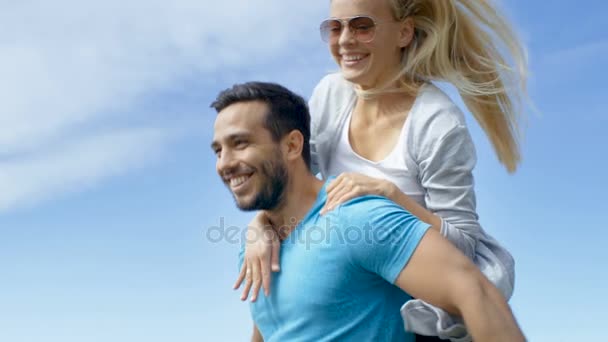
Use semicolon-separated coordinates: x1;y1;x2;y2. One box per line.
320;15;393;44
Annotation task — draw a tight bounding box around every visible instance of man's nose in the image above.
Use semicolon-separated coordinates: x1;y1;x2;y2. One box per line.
216;149;238;175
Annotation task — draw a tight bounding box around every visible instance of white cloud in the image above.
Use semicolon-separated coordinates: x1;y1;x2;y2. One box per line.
0;128;172;212
0;0;327;212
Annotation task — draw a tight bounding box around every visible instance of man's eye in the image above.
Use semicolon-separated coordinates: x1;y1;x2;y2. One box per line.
235;140;248;148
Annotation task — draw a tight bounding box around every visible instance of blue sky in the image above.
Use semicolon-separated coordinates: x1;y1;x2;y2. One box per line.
1;0;606;341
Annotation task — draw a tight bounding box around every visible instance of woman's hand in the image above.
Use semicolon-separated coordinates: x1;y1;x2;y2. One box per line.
234;212;281;302
320;172;396;215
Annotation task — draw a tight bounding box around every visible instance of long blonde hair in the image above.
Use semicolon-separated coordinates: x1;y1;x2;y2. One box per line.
369;0;528;173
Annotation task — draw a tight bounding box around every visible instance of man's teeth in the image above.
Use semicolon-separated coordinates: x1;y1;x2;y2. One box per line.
230;175;250;187
343;55;365;61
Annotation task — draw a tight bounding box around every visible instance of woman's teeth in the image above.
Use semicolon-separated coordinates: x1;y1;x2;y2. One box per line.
343;55;364;61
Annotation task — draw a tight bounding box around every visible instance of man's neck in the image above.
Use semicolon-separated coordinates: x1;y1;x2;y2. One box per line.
266;172;324;240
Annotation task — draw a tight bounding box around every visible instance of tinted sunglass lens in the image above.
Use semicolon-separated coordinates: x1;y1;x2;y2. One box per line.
349;16;376;42
320;19;342;42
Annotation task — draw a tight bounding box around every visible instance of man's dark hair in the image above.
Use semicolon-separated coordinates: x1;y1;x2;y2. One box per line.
211;82;312;170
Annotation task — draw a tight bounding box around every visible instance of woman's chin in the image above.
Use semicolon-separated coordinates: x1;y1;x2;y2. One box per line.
340;70;366;85
342;73;378;90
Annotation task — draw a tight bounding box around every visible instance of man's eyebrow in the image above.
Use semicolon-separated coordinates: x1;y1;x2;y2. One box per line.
230;132;252;139
210;132;253;149
225;132;253;143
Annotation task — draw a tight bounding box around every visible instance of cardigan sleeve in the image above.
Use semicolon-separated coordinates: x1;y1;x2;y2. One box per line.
306;72;355;177
410;106;481;260
307;77;326;176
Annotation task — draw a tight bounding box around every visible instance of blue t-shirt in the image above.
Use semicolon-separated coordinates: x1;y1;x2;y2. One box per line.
239;180;431;341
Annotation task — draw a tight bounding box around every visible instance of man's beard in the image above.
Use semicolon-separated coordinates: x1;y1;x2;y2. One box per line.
235;155;288;212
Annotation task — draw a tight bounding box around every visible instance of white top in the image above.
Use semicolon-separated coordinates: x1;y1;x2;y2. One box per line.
308;72;515;342
328;99;425;204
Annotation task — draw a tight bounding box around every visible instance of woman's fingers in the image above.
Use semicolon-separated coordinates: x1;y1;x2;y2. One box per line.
234;259;248;289
323;182;352;213
241;264;254;301
324;174;345;194
260;248;272;297
322;178;346;214
335;191;357;208
271;238;281;272
250;259;262;302
236;211;284;300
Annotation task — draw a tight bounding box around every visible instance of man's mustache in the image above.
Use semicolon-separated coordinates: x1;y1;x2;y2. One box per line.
221;165;256;182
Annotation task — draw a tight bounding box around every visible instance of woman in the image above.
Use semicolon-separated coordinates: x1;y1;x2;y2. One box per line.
236;0;527;340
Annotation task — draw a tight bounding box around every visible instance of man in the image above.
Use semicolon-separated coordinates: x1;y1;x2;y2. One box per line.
210;82;525;342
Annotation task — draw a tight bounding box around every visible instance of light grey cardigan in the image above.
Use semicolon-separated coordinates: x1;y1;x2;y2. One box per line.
308;73;515;342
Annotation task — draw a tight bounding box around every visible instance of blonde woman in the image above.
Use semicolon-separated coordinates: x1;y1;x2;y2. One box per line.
235;0;528;340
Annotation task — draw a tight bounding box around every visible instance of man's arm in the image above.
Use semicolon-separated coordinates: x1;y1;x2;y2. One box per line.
251;324;263;342
395;228;525;342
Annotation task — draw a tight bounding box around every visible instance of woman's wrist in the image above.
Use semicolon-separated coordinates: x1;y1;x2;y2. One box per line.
380;180;442;228
249;212;272;233
381;180;398;199
428;214;442;230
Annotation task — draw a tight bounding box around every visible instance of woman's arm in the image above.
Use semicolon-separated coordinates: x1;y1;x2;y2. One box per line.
320;172;441;229
234;211;280;301
411;114;481;260
320;123;480;260
320;165;477;262
384;183;442;229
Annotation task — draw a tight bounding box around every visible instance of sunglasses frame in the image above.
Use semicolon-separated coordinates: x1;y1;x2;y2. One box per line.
319;15;378;43
320;15;395;44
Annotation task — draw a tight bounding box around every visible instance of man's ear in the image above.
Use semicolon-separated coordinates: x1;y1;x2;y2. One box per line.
398;17;415;48
282;130;304;163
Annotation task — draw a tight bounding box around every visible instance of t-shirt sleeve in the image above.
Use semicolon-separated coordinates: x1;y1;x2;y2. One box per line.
342;197;431;284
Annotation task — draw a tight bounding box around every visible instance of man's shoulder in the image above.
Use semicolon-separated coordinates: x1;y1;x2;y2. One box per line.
336;195;412;225
341;194;399;208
